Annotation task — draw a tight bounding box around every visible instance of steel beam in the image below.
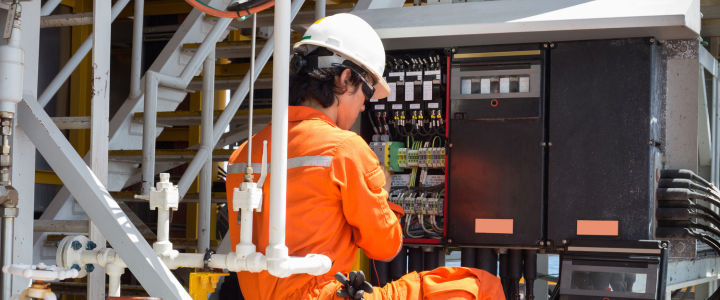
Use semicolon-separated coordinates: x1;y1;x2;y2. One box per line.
17;96;192;300
88;0;111;295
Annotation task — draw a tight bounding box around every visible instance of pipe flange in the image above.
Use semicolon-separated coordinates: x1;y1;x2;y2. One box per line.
55;235;89;278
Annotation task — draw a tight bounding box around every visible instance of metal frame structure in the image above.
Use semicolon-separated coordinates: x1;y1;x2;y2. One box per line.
2;0;720;299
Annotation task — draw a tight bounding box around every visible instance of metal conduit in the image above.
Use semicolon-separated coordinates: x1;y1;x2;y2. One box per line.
198;48;215;253
141;17;232;194
176;0;306;199
37;0;131;107
130;0;145;99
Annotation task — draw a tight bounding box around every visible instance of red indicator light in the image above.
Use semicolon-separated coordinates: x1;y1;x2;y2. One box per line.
491;99;499;107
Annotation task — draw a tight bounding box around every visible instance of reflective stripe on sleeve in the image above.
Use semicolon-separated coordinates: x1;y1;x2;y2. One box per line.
227;155;333;174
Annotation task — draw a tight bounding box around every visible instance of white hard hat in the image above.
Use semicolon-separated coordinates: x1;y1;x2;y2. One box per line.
293;13;390;99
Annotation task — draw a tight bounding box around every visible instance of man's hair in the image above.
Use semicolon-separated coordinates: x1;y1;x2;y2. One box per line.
289;47;365;107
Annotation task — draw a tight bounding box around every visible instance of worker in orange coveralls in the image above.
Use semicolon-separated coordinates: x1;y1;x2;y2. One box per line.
226;13;505;300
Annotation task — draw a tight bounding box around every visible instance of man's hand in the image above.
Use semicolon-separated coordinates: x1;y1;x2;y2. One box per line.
382;168;392;193
336;271;373;300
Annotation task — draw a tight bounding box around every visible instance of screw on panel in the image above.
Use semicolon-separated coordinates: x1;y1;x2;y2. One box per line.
662;242;668;248
55;241;60;248
539;241;545;246
550;43;555;48
85;264;95;273
87;241;97;250
548;142;552;146
562;239;567;244
541;142;546;147
71;264;81;271
71;241;82;250
448;239;453;244
449;144;453;148
543;43;548;49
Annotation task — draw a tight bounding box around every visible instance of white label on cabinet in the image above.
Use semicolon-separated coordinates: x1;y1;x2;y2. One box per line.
423;81;433;100
481;78;491;94
519;76;530;93
405;82;415;101
461;78;471;94
499;77;510;93
388;82;397;102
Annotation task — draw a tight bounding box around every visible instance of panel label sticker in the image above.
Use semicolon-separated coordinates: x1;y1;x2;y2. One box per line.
388;82;397;102
392;104;403;110
389;72;404;82
370;99;379;102
475;219;513;234
427;102;439;109
519;76;530;93
481;78;491;94
499;77;510;93
461;78;471;95
374;104;385;110
409;103;421;109
423;81;433;101
405;83;415;101
577;220;618;236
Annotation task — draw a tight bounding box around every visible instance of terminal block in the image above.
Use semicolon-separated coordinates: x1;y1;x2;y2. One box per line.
424;198;444;216
370;138;405;172
398;148;408;168
415;196;426;215
418;147;446;168
407;150;419;167
403;197;415;214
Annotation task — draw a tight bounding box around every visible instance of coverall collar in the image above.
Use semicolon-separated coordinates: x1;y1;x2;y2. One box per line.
278;106;339;128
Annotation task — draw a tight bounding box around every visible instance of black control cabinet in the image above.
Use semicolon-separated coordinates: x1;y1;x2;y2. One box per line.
447;44;547;247
547;38;662;243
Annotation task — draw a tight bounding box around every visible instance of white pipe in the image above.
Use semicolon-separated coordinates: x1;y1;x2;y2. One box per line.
40;0;62;16
141;73;159;195
176;0;307;199
236;208;256;256
154;207;172;255
246;13;257;174
37;0;131;107
198;48;215;253
106;262;124;297
315;0;325;20
141;18;231;193
265;0;291;278
130;0;144;98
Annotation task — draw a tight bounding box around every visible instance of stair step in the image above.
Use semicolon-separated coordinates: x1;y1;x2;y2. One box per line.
133;109;272;126
109;191;227;203
187;75;273;91
182;40;290;59
108;149;235;163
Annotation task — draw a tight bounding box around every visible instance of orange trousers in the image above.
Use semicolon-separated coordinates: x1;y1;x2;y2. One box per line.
302;267;506;300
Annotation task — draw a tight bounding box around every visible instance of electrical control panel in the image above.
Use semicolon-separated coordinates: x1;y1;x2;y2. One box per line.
447;44;546;247
362;49;448;244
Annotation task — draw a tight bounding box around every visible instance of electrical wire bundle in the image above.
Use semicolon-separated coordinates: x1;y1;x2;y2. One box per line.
655;169;720;300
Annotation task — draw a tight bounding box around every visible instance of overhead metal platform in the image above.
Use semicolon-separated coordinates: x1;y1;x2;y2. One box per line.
351;0;701;50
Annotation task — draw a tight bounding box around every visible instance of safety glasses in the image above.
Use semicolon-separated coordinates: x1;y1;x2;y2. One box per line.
331;63;375;101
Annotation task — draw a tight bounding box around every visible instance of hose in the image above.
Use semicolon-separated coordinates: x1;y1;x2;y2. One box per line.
183;0;274;19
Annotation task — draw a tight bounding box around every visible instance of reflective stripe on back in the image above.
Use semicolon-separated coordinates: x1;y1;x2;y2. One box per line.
227;155;333;174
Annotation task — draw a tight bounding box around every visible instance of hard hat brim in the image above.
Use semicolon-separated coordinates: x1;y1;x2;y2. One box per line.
294;40;391;100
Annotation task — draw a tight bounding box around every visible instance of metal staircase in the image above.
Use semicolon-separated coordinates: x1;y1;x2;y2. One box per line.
30;0;337;273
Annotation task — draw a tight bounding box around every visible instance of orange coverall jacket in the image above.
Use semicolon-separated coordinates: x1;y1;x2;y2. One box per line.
226;106;505;300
